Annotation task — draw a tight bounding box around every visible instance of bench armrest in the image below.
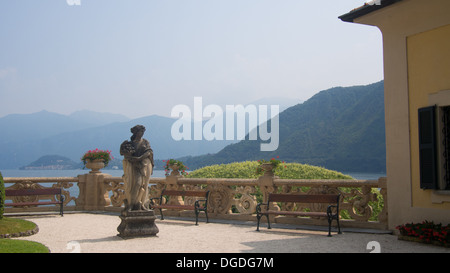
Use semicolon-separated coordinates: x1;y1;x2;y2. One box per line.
326;205;339;217
256;202;269;214
195;199;208;209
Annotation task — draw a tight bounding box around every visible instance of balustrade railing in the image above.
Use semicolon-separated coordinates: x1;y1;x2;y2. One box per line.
3;171;388;230
3;177;79;212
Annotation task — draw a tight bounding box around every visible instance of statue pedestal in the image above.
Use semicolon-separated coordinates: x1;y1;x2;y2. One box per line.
117;209;159;239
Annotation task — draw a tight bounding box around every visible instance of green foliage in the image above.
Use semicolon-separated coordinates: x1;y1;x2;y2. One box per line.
187;161;352;179
0;171;4;220
276;163;352;179
0;217;49;253
188;161;260;179
0;239;49;253
0;217;36;235
338;188;384;221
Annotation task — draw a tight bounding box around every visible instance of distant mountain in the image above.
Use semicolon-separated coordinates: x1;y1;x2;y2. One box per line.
0;110;93;142
0;82;385;173
0;110;129;142
0;111;237;169
69;110;130;126
247;97;301;117
181;81;386;173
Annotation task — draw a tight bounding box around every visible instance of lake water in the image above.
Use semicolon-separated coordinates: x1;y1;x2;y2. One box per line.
0;169;166;178
343;172;386;180
0;169;385;180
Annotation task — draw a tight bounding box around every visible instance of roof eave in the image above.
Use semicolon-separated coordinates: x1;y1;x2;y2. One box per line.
339;0;403;23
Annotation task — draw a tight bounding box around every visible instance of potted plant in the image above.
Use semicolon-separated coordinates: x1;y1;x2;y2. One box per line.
256;156;286;176
81;149;114;173
163;159;188;176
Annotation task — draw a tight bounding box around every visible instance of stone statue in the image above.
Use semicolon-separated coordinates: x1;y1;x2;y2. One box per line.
117;125;158;238
120;125;154;211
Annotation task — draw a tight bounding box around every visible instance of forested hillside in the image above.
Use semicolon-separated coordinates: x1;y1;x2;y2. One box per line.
181;81;386;173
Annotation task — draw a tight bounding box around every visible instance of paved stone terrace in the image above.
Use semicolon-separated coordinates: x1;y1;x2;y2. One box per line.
10;212;450;254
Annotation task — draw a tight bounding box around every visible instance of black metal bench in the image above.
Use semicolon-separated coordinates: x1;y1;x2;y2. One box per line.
256;193;341;236
150;189;210;225
5;188;65;216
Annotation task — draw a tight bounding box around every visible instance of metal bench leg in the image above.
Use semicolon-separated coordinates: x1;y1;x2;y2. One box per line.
205;210;209;223
267;215;271;229
337;217;342;234
60;196;64;217
160;209;164;220
327;216;333;237
256;214;261;231
195;209;199;225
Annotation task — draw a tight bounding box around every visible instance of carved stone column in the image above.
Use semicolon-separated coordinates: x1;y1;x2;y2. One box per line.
258;174;278;223
165;174;184;205
377;177;388;225
258;175;277;204
77;172;111;211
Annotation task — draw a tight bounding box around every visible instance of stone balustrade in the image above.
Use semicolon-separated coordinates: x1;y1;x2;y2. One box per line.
3;169;388;230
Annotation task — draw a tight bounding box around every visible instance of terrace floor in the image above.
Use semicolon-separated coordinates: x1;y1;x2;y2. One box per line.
11;212;450;253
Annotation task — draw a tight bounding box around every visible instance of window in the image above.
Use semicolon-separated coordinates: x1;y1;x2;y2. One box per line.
418;104;450;190
418;106;438;189
440;106;450;190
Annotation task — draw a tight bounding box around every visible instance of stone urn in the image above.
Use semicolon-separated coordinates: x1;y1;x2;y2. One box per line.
169;164;180;176
85;159;105;173
260;163;275;176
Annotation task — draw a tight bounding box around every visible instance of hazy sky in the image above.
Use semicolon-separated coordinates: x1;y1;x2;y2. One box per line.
0;0;383;119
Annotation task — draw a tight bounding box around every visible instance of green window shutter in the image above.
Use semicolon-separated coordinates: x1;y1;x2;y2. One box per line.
418;106;438;189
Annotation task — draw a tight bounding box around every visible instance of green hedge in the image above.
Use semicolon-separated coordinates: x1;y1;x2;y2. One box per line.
187;161;352;179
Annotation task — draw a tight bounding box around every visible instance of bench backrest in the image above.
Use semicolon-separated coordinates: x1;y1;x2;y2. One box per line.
162;189;209;198
5;188;62;197
268;193;340;204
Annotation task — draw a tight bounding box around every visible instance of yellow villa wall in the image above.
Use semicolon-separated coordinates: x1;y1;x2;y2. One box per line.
407;24;450;209
352;0;450;228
